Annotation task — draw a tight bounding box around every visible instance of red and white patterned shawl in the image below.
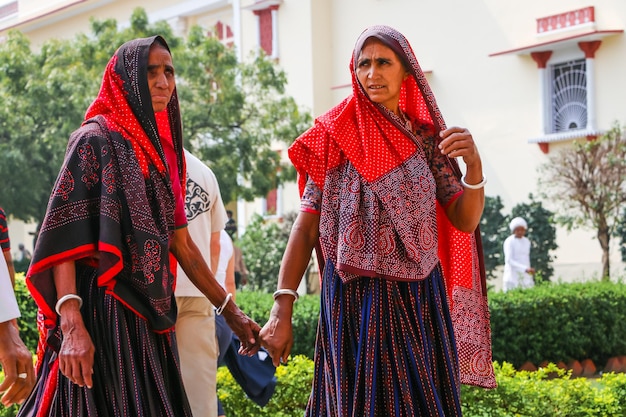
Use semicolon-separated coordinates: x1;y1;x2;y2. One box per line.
288;25;496;388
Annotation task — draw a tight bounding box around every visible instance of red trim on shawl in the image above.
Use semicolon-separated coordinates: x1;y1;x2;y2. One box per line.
35;358;58;417
28;244;97;275
26;242;123;327
85;55;166;178
27;244;97;322
96;241;123;288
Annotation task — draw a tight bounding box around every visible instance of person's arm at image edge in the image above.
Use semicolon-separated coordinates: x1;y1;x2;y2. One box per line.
0;256;35;406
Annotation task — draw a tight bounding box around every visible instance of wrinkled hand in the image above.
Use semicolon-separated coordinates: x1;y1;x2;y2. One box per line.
222;303;261;356
0;320;35;406
438;126;481;167
259;301;294;367
58;311;95;389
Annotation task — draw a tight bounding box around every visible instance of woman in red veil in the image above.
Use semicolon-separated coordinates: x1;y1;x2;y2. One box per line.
261;25;495;416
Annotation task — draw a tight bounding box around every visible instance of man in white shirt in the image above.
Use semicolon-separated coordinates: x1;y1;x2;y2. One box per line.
175;149;229;416
502;217;536;291
0;254;35;406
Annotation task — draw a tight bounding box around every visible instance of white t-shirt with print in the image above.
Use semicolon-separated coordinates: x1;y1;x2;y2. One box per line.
175;149;228;297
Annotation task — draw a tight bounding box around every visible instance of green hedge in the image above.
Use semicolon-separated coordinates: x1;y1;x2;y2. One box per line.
217;355;313;417
11;280;626;372
13;275;38;354
240;281;626;370
216;357;626;417
6;282;626;416
489;281;626;368
461;362;626;416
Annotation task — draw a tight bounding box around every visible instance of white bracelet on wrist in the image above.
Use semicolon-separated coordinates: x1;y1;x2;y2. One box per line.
460;175;487;190
215;293;233;315
55;294;83;316
273;288;299;302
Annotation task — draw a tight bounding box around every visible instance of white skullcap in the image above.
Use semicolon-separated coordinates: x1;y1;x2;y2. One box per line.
509;217;527;232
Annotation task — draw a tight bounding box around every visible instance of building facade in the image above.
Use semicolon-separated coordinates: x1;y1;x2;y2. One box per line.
2;0;625;281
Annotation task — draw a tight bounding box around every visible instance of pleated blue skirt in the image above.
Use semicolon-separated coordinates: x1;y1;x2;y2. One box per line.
306;261;462;417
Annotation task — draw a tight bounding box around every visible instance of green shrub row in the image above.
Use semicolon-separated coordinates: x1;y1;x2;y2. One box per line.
4;358;625;417
489;281;626;368
12;279;626;371
216;357;626;417
461;362;626;417
237;281;626;369
6;281;626;415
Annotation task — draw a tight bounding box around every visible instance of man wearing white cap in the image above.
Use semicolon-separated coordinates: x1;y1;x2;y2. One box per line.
502;217;536;291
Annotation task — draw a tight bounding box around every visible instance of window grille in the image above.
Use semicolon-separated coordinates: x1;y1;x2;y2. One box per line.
550;59;587;133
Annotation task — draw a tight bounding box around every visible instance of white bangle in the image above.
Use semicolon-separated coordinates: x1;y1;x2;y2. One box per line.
215;293;233;315
460;175;487;190
273;288;299;302
55;294;83;316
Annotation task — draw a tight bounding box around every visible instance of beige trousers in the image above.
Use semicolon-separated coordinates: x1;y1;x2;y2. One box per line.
175;296;218;417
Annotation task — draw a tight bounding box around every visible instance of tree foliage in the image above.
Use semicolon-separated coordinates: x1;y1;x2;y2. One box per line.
176;26;311;203
238;213;293;292
538;123;626;279
0;7;311;225
480;196;509;280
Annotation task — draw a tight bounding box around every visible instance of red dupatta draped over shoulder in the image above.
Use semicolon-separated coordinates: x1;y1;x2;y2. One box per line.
288;25;495;388
27;36;186;340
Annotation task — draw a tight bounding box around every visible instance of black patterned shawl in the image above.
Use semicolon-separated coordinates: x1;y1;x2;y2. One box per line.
27;36;185;333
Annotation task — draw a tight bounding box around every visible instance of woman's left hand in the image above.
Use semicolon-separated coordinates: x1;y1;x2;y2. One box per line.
438;126;481;168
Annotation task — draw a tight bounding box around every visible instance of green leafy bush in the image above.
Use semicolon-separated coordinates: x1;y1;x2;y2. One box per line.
489;281;626;368
13;274;38;354
217;356;626;416
462;362;626;416
238;214;290;292
0;404;18;417
217;354;313;417
236;290;318;360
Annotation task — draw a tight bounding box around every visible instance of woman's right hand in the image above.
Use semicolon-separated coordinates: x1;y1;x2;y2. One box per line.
222;304;261;355
259;299;295;367
58;308;95;389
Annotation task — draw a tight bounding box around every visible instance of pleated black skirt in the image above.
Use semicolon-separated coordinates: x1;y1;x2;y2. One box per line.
18;269;192;417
